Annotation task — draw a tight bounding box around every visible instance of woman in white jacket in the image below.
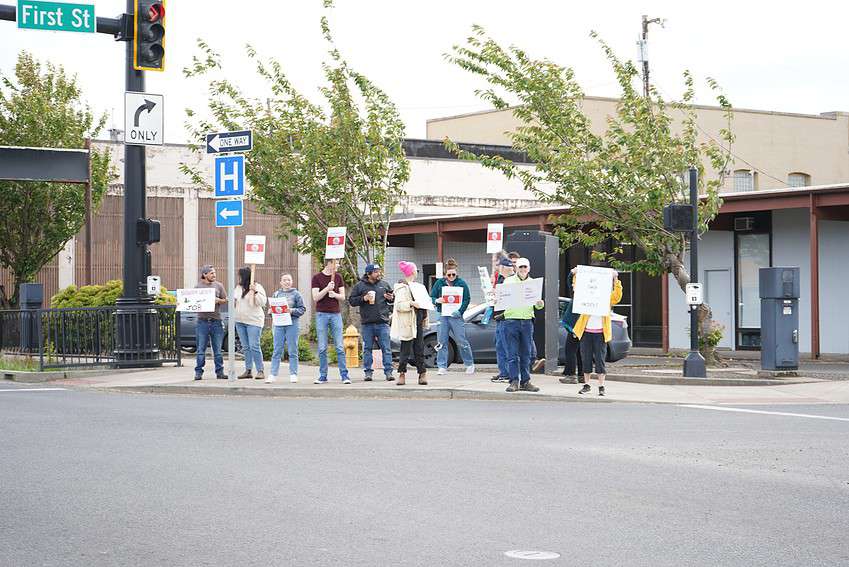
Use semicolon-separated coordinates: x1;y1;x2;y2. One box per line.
234;266;267;380
390;261;428;386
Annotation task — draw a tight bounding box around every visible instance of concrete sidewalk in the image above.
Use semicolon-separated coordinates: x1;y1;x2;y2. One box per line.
38;361;849;406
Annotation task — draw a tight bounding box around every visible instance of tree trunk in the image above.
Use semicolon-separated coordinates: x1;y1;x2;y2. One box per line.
663;252;724;366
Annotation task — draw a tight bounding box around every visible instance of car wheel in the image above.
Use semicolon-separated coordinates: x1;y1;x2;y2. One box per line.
422;335;439;368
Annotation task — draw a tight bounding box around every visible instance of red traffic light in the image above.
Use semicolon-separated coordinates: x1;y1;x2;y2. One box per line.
147;3;164;22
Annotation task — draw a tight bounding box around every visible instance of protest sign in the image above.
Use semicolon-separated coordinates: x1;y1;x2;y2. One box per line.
176;288;216;313
494;277;543;310
478;266;495;306
486;223;504;254
441;286;464;316
572;265;614;316
325;226;347;259
409;281;435;311
268;297;293;326
244;235;266;265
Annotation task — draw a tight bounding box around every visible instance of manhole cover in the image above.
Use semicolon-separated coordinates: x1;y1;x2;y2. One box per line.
504;550;560;560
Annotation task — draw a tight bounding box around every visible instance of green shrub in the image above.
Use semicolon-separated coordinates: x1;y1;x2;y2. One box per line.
260;327;315;362
50;280;176;308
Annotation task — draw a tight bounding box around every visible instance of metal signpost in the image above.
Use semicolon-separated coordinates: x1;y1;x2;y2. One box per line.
210;130;251;381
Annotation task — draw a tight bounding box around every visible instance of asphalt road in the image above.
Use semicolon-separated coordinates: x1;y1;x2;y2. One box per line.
1;385;848;566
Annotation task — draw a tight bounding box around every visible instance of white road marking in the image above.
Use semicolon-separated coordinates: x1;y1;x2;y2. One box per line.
680;404;849;422
0;388;67;393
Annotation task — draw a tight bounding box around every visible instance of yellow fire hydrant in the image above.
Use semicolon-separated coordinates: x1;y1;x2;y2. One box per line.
343;324;361;368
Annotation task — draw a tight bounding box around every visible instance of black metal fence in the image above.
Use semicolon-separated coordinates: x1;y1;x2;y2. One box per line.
0;306;180;370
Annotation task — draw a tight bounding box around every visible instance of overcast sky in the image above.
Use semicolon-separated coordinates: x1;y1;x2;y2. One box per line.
2;0;847;144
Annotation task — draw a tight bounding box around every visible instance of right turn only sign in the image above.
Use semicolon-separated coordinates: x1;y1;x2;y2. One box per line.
124;91;164;146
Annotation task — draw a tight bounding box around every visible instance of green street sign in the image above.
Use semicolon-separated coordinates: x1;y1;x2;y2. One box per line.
17;0;95;33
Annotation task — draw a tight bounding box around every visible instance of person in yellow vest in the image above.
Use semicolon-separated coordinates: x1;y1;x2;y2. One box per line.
573;269;622;397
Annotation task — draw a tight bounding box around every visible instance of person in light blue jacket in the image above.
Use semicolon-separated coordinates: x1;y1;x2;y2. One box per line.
268;273;306;383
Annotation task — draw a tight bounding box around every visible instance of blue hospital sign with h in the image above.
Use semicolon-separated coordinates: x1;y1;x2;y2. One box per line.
214;155;245;198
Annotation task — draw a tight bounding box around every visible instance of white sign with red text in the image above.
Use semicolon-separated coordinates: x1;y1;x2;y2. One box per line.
244;235;266;265
441;286;464;316
486;223;504;254
325;226;347;260
268;297;293;326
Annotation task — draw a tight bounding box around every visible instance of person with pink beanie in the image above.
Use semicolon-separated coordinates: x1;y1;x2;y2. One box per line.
390;261;428;386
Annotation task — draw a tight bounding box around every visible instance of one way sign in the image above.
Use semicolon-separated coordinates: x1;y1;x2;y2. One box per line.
206;130;253;154
124;91;164;146
215;200;244;228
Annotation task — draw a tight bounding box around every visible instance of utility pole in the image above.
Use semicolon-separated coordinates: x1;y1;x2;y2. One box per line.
683;167;707;377
639;15;663;99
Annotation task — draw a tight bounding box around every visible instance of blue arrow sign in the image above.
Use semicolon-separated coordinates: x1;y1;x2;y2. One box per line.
206;130;253;154
215;200;244;228
214;155;245;198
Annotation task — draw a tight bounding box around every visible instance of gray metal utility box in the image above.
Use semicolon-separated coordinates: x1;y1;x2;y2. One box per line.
759;267;800;370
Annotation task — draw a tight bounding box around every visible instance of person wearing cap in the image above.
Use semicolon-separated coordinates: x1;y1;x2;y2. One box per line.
348;263;395;382
502;257;544;392
194;264;228;380
390;261;428;386
430;258;475;375
490;255;515;383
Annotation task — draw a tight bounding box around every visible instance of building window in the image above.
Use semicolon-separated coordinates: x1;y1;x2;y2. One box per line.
787;172;810;188
733;169;755;192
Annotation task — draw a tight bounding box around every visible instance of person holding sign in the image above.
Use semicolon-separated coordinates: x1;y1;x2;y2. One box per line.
193;265;228;381
234;266;268;380
268;274;306;384
390;261;428;386
572;266;622;397
311;258;350;384
502;257;543;393
429;258;475;375
348;263;395;382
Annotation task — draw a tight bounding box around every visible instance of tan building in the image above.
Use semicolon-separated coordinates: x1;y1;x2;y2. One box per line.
426;96;849;193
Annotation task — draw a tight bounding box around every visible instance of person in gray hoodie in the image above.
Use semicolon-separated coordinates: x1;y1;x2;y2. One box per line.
268;273;306;383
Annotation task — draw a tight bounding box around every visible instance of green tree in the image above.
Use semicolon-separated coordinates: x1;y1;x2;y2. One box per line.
181;1;409;285
446;27;733;362
0;52;112;306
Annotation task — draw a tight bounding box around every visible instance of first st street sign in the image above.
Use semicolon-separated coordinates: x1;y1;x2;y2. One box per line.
17;0;95;33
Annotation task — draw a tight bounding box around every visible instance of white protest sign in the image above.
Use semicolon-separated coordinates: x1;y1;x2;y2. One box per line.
478;266;495;306
486;223;504;254
494;277;543;310
325;226;347;259
572;265;614;316
409;281;435;311
176;287;216;313
244;235;266;265
441;285;464;316
268;297;293;326
435;262;443;279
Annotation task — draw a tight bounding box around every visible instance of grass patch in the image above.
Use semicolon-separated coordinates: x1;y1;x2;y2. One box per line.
0;355;41;372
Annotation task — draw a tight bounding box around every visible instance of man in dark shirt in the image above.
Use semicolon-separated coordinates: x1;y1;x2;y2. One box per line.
311;258;349;384
348;263;395;381
195;265;228;380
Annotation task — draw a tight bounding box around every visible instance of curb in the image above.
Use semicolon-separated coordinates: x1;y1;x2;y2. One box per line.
102;384;616;403
2;367;155;384
604;373;820;387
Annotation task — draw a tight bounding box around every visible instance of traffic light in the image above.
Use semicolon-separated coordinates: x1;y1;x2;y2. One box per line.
133;0;165;72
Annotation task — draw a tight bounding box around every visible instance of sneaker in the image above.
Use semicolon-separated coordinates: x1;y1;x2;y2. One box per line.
465;365;476;375
237;370;252;380
520;382;540;392
578;384;591;395
290;374;298;383
363;374;373;382
491;375;508;383
255;371;265;381
578;375;586;384
216;373;227;380
342;378;352;384
598;385;606;397
437;368;447;376
532;358;546;372
314;377;328;384
194;374;202;381
559;375;578;384
265;374;276;384
505;381;519;392
385;374;395;382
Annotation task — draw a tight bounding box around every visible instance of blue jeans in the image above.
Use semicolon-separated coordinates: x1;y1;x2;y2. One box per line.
503;319;533;384
235;322;264;373
195;318;224;376
271;322;300;377
316;312;348;381
361;322;393;377
436;313;474;369
495;320;509;377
